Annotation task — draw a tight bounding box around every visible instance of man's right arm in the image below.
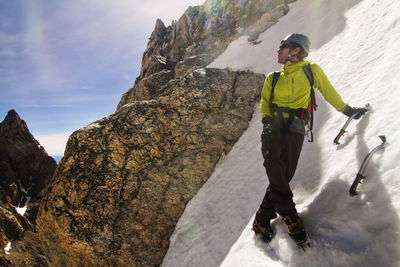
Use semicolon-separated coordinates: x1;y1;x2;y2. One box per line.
260;73;274;120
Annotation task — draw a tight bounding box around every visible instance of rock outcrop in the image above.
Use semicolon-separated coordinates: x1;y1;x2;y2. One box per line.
0;202;36;266
117;0;291;109
0;110;55;266
36;68;265;266
0;110;57;223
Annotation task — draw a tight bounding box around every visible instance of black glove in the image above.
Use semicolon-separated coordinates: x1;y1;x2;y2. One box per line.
342;105;368;120
261;116;277;143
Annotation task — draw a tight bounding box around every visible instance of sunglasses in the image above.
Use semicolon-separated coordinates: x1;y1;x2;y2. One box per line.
279;43;293;50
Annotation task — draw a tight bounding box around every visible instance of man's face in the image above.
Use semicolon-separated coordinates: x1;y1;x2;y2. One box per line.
277;41;291;64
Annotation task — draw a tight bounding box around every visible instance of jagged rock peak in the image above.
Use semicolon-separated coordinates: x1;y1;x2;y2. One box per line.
1;110;31;136
117;0;292;111
0;109;57;266
4;109;19;122
0;109;57;222
152;18;167;39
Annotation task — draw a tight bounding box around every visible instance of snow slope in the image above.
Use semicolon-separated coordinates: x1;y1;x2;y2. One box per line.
162;0;400;266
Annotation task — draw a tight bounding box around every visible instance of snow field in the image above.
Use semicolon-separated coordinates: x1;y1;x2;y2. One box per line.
163;0;400;266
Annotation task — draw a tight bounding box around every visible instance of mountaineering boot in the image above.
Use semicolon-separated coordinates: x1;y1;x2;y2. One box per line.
282;214;308;245
252;219;276;242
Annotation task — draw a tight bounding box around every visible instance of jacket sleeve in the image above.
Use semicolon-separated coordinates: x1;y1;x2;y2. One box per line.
311;63;347;112
260;73;274;119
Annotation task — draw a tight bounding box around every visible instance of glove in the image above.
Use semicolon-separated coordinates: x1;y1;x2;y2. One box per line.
342;105;368;120
261;116;277;143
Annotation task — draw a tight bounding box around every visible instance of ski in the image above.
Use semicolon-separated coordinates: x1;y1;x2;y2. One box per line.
349;135;386;196
334;104;370;145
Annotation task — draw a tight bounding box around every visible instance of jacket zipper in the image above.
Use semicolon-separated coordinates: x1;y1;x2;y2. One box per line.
292;78;295;95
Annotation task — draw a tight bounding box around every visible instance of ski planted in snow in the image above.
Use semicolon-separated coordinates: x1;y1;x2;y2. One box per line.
349;135;386;196
334;104;370;145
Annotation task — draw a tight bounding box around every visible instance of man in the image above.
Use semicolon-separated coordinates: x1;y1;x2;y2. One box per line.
252;33;366;245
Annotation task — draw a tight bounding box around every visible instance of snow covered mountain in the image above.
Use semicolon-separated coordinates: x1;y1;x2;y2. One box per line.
162;0;400;266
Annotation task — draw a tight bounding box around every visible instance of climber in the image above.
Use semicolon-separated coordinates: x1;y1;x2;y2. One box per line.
252;33;367;245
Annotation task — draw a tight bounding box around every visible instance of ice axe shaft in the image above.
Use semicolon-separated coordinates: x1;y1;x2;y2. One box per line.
334;104;370;145
349;135;386;196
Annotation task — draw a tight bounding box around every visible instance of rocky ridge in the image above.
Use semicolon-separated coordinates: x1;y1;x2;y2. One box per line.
0;110;57;211
0;110;57;265
117;0;292;109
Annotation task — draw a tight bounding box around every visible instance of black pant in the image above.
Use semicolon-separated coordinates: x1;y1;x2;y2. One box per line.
256;130;304;224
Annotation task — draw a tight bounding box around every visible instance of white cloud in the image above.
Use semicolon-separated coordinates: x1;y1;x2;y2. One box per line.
35;132;71;156
64;0;206;52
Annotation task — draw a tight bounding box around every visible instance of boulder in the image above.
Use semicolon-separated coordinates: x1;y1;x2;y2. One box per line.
36;68;265;266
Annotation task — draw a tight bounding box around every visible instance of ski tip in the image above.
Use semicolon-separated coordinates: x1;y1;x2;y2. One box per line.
379;135;386;143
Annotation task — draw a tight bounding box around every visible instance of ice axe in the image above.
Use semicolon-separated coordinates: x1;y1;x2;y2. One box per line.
349;135;386;196
334;104;370;145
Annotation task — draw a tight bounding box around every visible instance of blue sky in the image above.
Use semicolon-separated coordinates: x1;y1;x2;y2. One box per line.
0;0;204;157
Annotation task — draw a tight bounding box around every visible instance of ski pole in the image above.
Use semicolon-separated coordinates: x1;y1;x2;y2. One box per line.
349;135;386;196
334;104;370;145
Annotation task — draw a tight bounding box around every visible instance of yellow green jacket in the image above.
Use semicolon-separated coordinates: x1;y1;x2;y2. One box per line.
260;61;347;119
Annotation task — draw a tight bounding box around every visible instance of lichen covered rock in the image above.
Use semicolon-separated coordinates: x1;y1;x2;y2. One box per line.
37;68;264;266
